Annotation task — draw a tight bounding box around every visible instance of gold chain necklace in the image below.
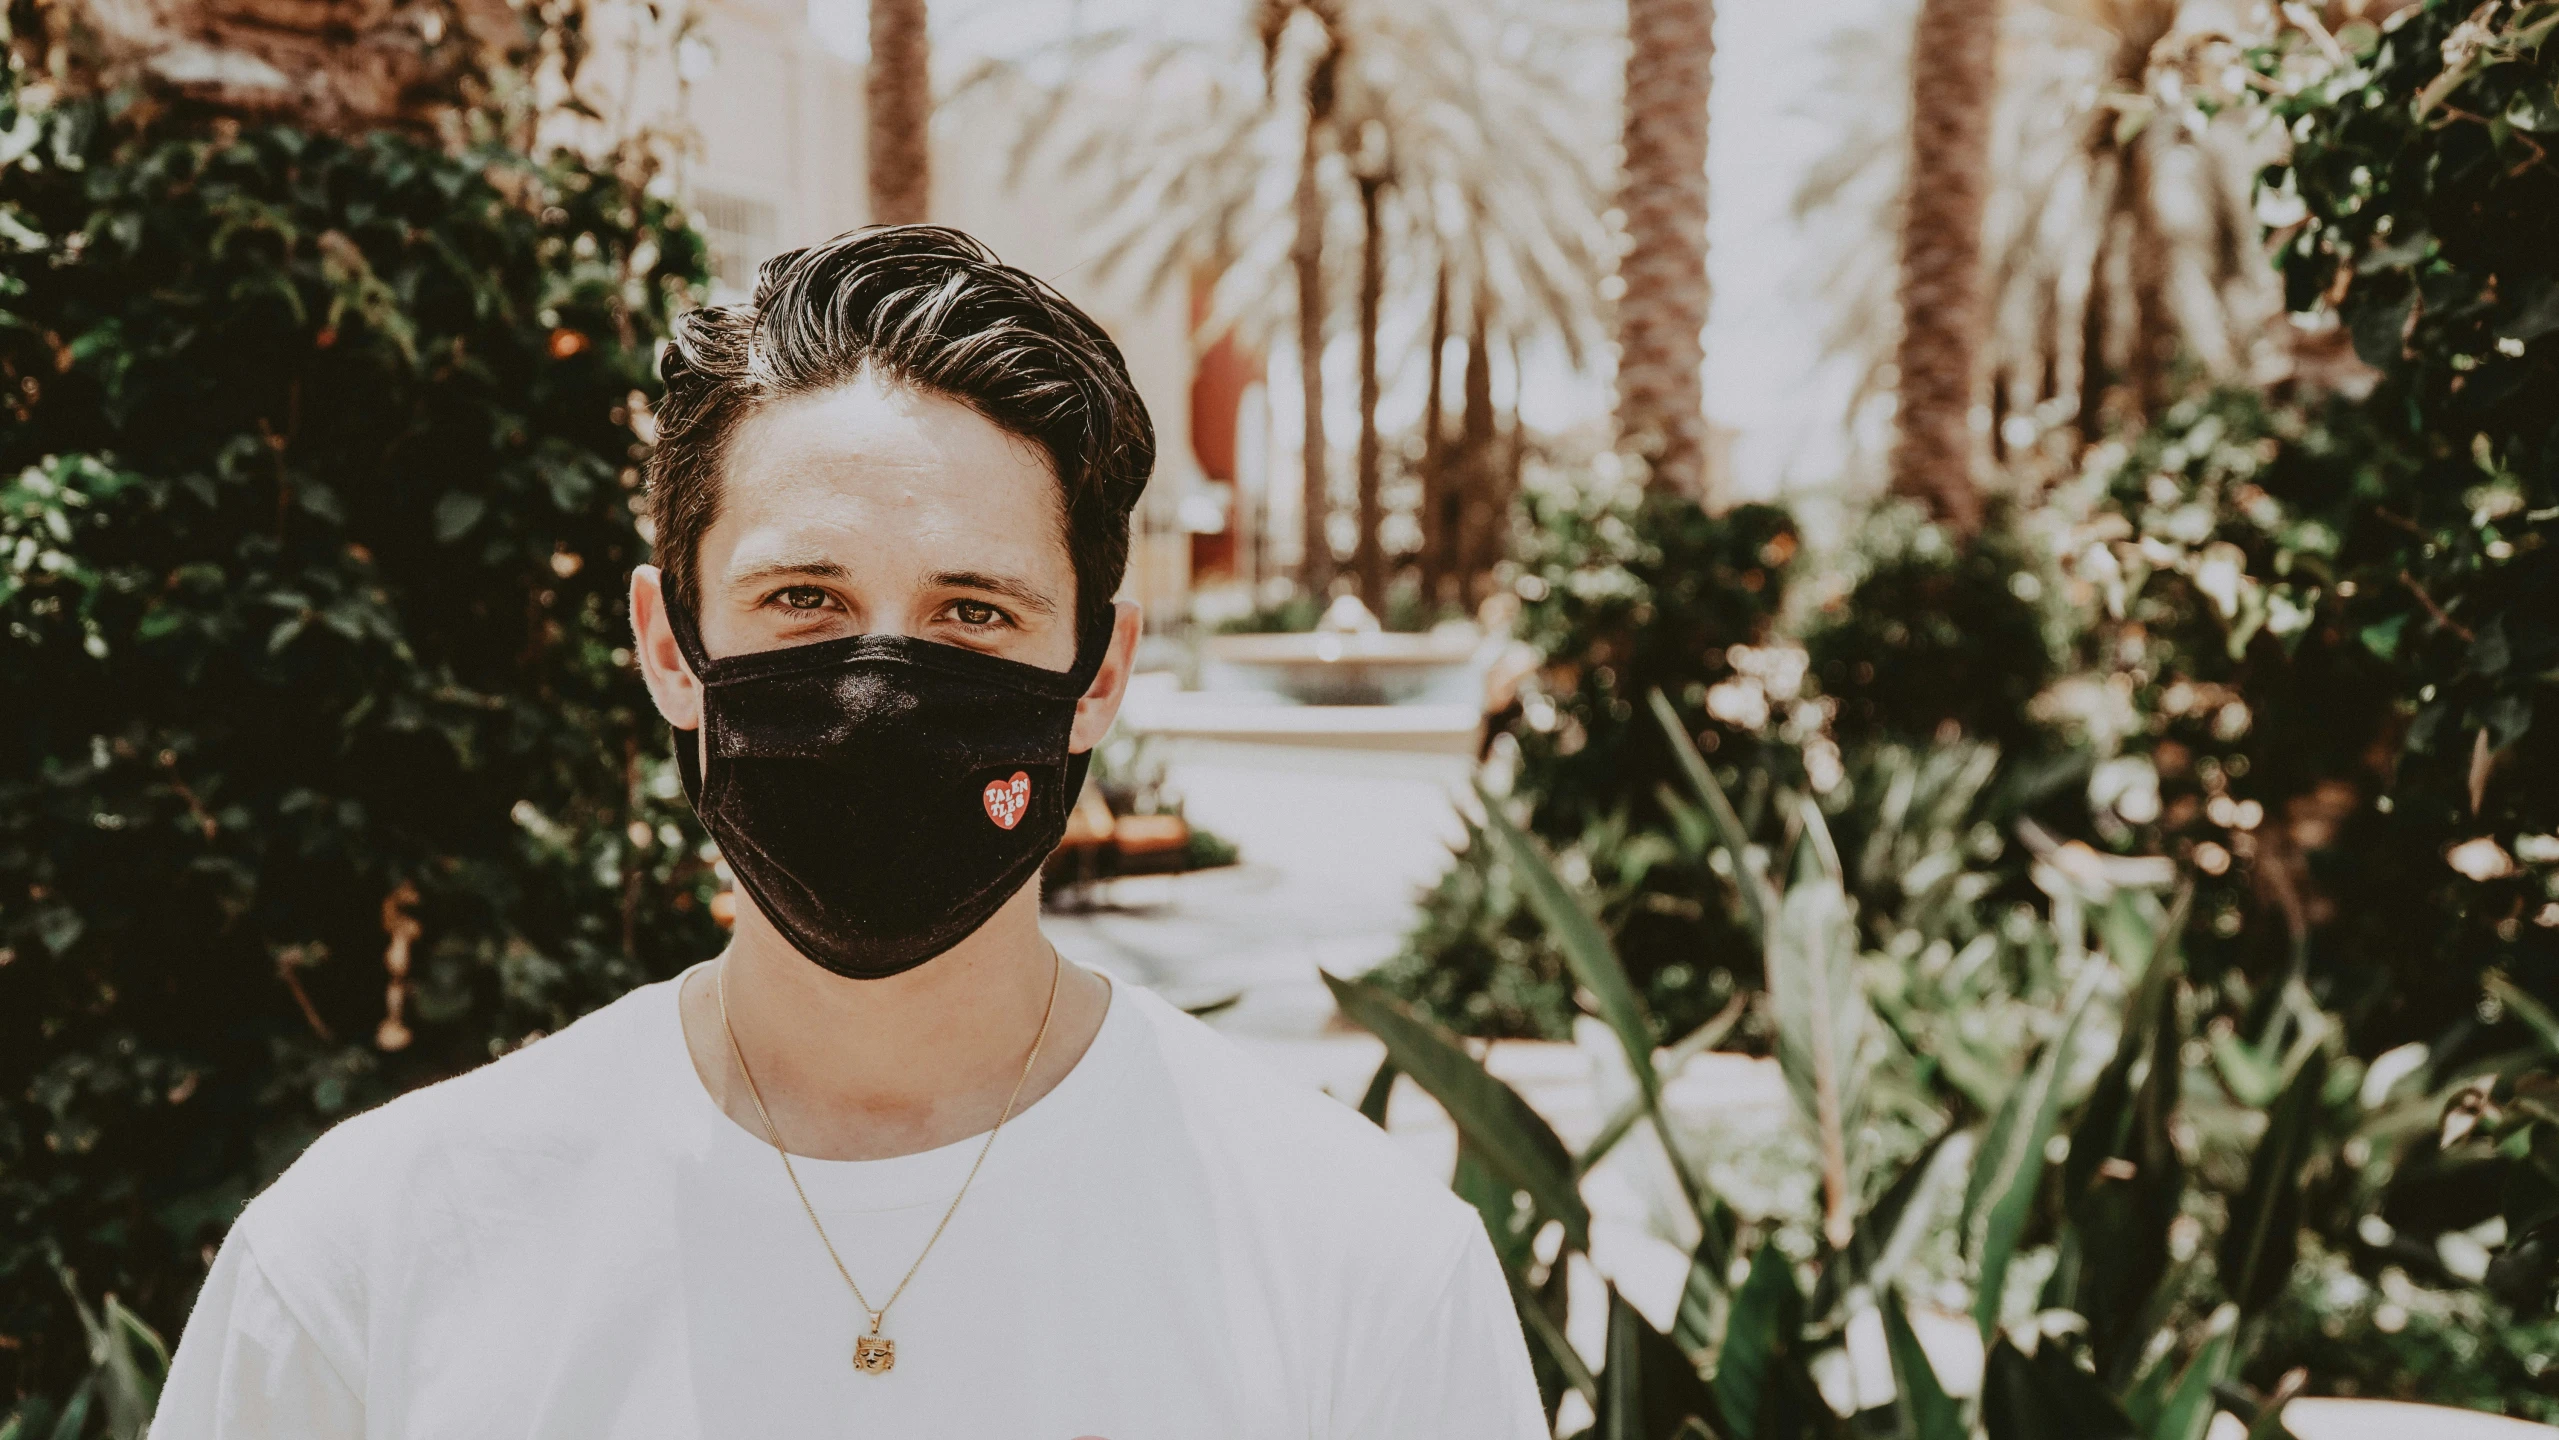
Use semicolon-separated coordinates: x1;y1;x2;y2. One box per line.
715;949;1062;1374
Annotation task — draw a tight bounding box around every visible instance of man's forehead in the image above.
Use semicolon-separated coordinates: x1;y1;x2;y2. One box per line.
703;385;1075;602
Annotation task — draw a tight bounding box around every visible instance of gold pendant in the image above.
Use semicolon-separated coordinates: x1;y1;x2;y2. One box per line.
853;1316;895;1374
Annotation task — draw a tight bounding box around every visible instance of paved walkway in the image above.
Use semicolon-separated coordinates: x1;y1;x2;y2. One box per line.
1046;735;1478;1049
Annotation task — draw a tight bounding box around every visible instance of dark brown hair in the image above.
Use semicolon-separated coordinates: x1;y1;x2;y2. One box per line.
645;225;1155;641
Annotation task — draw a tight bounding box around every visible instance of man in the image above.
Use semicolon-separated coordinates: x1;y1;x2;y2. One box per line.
152;226;1545;1438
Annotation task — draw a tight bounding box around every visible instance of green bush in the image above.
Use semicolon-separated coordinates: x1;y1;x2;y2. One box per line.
1335;718;2459;1436
2052;385;2525;1055
1802;501;2067;756
0;89;715;1400
1375;475;1798;1040
2254;0;2559;1018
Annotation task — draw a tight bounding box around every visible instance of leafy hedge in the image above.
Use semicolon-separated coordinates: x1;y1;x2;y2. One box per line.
0;91;717;1400
2251;0;2559;1018
1374;474;1800;1039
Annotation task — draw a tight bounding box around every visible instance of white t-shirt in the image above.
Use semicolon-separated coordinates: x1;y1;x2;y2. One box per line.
150;969;1545;1440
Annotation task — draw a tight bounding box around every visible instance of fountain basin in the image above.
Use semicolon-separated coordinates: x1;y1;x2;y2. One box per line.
1204;629;1483;705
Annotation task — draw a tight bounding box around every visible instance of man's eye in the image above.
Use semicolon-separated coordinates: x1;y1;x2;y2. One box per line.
778;586;831;611
953;600;1003;627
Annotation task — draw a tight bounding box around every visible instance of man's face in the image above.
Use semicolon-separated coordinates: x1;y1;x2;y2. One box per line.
631;370;1138;746
693;372;1080;670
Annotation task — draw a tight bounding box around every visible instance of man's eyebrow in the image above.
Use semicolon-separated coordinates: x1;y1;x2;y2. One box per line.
725;558;852;589
931;570;1059;616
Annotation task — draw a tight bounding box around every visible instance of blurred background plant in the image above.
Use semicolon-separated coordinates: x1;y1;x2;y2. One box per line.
1342;696;2559;1435
0;2;720;1414
1359;0;2559;1428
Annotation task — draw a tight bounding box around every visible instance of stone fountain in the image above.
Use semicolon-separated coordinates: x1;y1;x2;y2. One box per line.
1203;595;1484;706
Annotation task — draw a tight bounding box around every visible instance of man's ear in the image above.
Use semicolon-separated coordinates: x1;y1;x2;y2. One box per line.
1068;601;1142;754
631;565;703;731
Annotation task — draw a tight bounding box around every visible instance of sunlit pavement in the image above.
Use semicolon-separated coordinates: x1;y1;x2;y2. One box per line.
1047;734;1476;1051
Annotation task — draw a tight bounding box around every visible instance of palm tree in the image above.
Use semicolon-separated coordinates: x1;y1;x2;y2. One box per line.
1797;0;2280;483
1890;0;2001;533
1262;0;1349;597
869;0;934;224
1353;159;1391;606
1615;0;1714;499
981;0;1613;604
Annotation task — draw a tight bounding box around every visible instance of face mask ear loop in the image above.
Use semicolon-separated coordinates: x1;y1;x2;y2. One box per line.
659;588;715;819
1066;606;1117;695
659;588;716;709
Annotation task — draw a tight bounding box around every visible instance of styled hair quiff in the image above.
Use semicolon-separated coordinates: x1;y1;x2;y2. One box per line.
644;225;1156;640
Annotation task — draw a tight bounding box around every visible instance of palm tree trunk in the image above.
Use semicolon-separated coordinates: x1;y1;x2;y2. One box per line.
2123;138;2175;420
1353;173;1388;610
1293;117;1336;597
868;0;933;225
1418;268;1451;603
1454;313;1496;598
1888;0;1999;534
2075;158;2120;445
1615;0;1713;499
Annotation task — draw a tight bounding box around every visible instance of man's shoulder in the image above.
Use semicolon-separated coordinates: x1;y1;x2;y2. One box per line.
234;977;670;1266
1117;986;1481;1264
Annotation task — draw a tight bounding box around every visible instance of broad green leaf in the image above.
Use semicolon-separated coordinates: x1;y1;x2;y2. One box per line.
1511;1266;1599;1407
97;1294;167;1438
1322;971;1590;1250
2488;974;2559;1055
1477;784;1660;1104
1813;1127;1958;1319
1478;788;1724;1246
1648;689;1773;938
2218;1051;2329;1317
1356;1057;1397;1128
1981;1335;2138;1440
1673;1218;1737;1356
1789;793;1844;885
1712;1244;1807;1440
2065;890;2190;1202
2140;1309;2237;1440
1768;876;1870;1250
1968;961;2108;1341
1596;1286;1722;1440
2061;889;2190;1382
44;1382;91;1440
431;490;486;542
2209;1027;2285;1109
1455;1138;1536;1274
2119;1342;2176;1435
1881;1291;1965;1440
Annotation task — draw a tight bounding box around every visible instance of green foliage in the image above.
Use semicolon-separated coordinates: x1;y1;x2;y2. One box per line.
1337;713;2401;1437
1803;503;2067;755
2255;0;2559;1019
1379;475;2082;1044
1501;478;1801;842
2;1270;168;1440
0;86;715;1400
2250;1239;2559;1421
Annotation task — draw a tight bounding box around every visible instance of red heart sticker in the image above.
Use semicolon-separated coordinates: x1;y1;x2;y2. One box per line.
983;771;1031;830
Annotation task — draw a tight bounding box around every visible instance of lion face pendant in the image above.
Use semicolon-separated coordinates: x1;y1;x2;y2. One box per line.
853;1333;896;1374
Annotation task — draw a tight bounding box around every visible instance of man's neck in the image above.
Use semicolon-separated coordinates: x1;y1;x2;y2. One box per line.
675;885;1112;1162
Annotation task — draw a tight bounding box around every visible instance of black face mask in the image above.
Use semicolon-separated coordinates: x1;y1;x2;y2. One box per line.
663;593;1109;980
